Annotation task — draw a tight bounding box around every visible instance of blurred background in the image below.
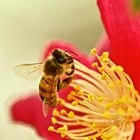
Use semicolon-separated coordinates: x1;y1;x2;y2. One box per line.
0;0;103;139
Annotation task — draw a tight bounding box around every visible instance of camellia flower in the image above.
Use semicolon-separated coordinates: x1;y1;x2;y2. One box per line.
10;0;140;140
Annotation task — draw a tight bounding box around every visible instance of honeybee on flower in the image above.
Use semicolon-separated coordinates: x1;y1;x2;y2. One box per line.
10;0;140;140
14;49;75;116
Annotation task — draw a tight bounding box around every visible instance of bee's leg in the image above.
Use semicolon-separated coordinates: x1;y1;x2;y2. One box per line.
65;64;75;76
57;76;73;91
57;78;62;91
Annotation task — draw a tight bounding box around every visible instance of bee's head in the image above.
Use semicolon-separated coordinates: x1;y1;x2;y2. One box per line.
52;49;73;64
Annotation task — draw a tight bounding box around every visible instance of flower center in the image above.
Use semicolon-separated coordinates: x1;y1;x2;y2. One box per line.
48;49;140;140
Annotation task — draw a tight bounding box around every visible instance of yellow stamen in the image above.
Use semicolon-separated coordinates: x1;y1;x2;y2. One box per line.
91;122;97;129
101;72;108;80
91;62;98;67
103;111;111;119
102;52;109;58
88;94;94;101
117;108;126;117
84;137;90;140
58;98;65;106
116;65;124;72
57;125;68;131
98;66;105;73
70;91;77;96
60;109;67;115
105;103;112;110
90;48;97;55
67;94;73;100
48;51;140;140
68;111;75;118
99;52;109;63
52;109;59;116
72;101;78;106
51;117;57;124
74;85;80;91
97;96;104;102
48;126;54;131
60;133;66;138
77;90;84;96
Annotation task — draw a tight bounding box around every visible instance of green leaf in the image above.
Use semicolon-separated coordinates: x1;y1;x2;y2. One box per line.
133;0;140;11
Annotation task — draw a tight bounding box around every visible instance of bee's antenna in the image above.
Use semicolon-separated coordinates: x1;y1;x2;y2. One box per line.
65;50;80;62
65;50;78;56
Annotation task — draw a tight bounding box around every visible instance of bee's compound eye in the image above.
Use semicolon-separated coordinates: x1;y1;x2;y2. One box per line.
57;57;66;64
52;49;66;64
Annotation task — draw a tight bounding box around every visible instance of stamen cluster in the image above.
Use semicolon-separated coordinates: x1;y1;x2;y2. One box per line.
48;49;140;140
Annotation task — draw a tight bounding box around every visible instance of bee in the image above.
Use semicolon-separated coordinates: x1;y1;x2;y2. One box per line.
14;49;75;116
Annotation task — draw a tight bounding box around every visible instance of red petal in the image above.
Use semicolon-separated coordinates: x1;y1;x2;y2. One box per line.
10;94;52;138
133;120;140;140
97;0;140;92
10;87;73;139
41;40;91;67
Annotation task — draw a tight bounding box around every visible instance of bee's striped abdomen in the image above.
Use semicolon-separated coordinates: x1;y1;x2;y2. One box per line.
39;75;57;107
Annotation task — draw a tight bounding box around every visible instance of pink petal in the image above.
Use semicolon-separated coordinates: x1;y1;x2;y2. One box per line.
10;88;73;140
133;120;140;140
97;0;140;92
11;94;51;138
10;91;70;140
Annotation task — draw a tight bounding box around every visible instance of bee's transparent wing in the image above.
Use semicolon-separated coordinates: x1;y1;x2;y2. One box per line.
13;62;44;81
